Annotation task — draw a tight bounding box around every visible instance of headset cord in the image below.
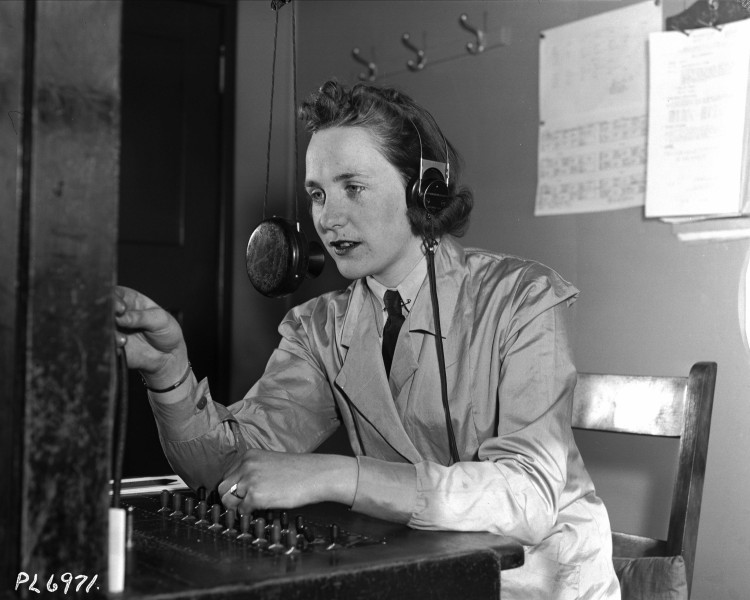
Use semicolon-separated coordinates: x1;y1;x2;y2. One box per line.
424;237;460;465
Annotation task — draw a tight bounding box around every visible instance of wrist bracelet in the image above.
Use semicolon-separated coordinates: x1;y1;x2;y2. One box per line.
143;362;192;394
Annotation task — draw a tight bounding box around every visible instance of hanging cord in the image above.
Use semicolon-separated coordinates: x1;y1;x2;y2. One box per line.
262;8;281;220
111;348;129;509
263;2;300;225
423;233;460;465
292;1;300;225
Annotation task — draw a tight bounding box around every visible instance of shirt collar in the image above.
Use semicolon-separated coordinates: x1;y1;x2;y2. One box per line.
340;237;462;349
366;255;428;331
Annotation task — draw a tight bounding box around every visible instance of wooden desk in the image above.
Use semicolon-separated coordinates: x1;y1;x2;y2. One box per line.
120;493;524;599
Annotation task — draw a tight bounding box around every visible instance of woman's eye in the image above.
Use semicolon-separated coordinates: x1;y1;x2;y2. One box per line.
308;189;325;204
346;185;364;198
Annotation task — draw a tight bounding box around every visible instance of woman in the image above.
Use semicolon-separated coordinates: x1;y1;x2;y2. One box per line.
115;80;620;598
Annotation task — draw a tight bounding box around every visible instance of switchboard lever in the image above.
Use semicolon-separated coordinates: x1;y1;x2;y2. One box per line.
157;489;171;513
222;508;238;538
169;492;184;518
268;522;285;553
326;523;343;551
195;500;210;527
252;517;269;550
181;497;197;523
207;503;224;532
285;528;301;556
237;513;254;541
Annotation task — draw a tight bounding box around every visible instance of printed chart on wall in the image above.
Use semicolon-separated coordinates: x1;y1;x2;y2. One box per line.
535;1;662;216
645;18;750;220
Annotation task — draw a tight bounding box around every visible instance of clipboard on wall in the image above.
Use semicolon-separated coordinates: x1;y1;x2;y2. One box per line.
665;0;748;33
644;1;750;222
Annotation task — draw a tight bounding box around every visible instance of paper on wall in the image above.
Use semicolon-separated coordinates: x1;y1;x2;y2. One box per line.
535;1;662;216
645;19;750;219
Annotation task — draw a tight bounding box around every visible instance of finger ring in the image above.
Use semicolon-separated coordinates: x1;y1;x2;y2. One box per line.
229;483;244;499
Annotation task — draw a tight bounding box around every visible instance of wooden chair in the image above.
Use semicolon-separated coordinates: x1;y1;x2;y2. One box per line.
572;362;717;599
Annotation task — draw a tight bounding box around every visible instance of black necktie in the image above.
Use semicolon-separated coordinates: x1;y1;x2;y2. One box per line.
382;290;405;377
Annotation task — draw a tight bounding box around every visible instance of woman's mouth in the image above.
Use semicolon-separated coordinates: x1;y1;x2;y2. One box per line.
330;240;360;256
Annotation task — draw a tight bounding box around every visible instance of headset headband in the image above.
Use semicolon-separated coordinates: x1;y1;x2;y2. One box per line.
411;117;450;189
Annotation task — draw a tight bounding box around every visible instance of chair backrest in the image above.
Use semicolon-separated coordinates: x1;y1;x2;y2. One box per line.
572;362;717;597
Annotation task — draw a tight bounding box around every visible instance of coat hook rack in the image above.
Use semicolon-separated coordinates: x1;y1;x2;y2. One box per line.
459;13;485;54
352;48;378;81
401;33;426;71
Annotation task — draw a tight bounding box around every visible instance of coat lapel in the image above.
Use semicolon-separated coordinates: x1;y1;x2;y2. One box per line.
333;239;467;464
404;239;463;371
387;321;420;412
335;282;421;463
390;239;465;455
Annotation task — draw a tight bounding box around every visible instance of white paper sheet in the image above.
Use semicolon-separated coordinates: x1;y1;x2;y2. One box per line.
645;19;750;218
110;474;188;496
535;1;662;216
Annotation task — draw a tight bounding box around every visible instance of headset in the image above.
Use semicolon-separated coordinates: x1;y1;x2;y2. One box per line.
405;118;461;465
406;119;451;215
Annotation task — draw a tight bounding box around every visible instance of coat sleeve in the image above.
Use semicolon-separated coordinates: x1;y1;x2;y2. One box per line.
149;304;341;491
353;269;580;545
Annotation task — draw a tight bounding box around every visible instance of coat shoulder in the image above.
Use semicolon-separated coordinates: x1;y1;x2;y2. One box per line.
460;245;578;301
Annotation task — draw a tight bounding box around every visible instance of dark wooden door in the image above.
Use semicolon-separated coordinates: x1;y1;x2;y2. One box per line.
119;0;235;476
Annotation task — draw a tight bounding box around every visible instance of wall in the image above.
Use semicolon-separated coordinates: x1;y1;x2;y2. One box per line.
232;2;298;397
235;2;750;598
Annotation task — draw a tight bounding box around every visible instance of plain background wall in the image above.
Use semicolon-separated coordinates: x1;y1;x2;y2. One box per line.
233;2;750;598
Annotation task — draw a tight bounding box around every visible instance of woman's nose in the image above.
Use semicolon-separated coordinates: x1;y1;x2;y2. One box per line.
316;195;346;231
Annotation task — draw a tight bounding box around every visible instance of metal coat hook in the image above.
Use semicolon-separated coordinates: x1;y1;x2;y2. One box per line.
352;48;377;81
459;14;485;54
401;33;426;71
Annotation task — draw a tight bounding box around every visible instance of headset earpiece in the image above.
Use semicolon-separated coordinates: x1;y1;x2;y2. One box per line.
407;120;451;215
409;164;450;214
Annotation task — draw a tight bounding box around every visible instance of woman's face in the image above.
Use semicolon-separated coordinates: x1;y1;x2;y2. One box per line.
305;126;423;288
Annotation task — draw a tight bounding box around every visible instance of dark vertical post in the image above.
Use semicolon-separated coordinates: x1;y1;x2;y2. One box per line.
1;0;122;593
0;0;27;589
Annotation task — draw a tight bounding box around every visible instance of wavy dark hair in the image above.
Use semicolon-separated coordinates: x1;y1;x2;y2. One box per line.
298;80;473;238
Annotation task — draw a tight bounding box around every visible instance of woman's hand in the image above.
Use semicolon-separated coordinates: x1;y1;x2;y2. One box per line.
114;285;190;391
218;450;357;515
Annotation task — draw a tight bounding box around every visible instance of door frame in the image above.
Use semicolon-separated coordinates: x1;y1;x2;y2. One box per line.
194;0;237;401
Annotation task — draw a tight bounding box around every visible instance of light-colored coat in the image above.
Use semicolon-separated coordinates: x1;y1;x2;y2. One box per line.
152;236;620;599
